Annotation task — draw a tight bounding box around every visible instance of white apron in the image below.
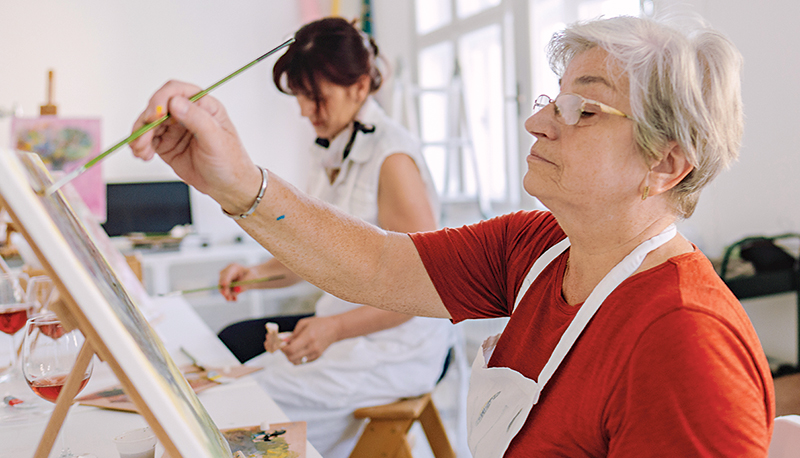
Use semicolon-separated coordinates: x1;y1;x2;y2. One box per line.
466;225;677;458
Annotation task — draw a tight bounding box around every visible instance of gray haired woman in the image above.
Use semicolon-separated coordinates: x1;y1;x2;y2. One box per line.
131;14;773;457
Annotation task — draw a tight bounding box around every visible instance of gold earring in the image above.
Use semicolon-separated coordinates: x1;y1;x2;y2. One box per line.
641;168;653;200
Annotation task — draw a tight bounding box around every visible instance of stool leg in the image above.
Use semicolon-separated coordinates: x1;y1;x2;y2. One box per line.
349;418;414;458
395;440;414;458
419;400;456;458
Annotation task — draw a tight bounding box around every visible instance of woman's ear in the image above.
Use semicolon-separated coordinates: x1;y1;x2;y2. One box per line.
350;74;372;103
649;141;694;196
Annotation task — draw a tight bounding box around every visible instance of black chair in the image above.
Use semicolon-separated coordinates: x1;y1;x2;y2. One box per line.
217;313;312;363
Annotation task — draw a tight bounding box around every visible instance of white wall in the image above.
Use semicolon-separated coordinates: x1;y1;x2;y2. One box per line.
2;1;798;360
0;0;312;244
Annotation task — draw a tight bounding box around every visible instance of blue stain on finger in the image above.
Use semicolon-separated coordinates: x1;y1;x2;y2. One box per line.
277;215;285;221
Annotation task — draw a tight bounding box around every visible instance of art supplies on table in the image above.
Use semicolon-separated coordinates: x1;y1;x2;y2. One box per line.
222;422;306;458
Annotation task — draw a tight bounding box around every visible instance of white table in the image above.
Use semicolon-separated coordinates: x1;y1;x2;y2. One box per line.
0;296;321;458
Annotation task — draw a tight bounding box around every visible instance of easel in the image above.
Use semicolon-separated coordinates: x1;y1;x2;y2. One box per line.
0;203;19;264
3;205;99;458
40;69;58;116
32;334;95;458
442;61;490;219
6;93;99;455
0;192;179;458
0;151;235;458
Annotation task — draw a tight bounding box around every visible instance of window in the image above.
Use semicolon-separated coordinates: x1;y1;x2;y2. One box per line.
413;0;517;217
415;0;452;34
529;0;642;99
457;0;502;18
411;0;641;220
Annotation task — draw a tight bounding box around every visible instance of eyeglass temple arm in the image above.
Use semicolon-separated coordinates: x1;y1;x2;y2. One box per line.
595;101;631;119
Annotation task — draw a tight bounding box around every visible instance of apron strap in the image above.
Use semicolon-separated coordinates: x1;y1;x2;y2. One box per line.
513;237;570;313
536;224;677;387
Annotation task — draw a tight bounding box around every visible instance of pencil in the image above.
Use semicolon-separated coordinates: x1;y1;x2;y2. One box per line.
41;36;295;196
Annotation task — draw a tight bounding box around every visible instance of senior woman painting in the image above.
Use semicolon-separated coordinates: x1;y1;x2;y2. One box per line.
131;15;774;457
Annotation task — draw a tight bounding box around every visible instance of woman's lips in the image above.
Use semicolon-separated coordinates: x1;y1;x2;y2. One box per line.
527;149;553;165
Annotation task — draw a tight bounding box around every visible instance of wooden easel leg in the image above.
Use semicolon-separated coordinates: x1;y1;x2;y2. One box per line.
33;340;95;458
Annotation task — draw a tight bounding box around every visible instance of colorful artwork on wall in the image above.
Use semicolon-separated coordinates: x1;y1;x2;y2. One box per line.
10;117;105;221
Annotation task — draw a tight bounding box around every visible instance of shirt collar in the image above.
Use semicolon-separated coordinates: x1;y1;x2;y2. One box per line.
314;97;380;167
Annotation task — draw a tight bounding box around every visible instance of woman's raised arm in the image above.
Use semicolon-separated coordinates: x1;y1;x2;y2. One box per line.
129;81;450;319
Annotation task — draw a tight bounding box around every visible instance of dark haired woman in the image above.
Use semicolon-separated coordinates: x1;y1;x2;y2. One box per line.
216;17;451;458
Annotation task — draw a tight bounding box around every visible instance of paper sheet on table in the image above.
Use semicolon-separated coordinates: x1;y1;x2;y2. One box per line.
77;365;261;412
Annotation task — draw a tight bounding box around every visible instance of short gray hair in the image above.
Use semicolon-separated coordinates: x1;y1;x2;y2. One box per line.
548;15;743;218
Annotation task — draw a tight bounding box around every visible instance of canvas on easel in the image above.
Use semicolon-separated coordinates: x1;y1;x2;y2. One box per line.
0;148;232;458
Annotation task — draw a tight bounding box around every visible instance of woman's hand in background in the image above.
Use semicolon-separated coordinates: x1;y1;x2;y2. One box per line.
281;315;341;365
218;263;256;301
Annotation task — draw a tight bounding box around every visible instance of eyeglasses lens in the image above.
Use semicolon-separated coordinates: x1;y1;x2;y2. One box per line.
555;94;583;126
533;95;551;113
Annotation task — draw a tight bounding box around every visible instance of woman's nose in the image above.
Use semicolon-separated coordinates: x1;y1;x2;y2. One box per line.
296;95;316;118
525;104;558;140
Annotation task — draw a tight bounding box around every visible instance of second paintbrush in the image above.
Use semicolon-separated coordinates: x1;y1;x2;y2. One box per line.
160;274;286;297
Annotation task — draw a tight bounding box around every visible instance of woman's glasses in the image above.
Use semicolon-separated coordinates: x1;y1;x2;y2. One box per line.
533;93;631;126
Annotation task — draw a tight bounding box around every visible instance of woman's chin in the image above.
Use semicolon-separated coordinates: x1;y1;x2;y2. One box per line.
522;173;557;207
522;171;542;196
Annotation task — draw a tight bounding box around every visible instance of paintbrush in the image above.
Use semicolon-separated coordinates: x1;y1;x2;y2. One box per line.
179;346;207;372
159;274;286;297
40;36;295;197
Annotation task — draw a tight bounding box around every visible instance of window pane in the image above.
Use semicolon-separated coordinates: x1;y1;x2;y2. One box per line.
529;0;640;99
529;0;566;99
419;92;448;144
418;42;455;88
415;0;452;34
457;0;501;19
422;145;447;196
578;0;640;19
418;42;454;196
458;24;506;200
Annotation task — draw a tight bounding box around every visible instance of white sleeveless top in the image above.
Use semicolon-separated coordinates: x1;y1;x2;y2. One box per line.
306;97;447;345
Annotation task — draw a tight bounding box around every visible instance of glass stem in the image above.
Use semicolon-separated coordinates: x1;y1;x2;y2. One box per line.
58;403;74;457
3;333;14;375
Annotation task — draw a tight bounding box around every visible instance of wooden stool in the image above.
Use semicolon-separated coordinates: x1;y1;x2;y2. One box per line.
349;392;455;458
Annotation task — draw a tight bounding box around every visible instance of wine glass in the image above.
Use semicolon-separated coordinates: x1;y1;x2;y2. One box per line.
0;273;32;383
26;275;59;315
22;313;94;457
